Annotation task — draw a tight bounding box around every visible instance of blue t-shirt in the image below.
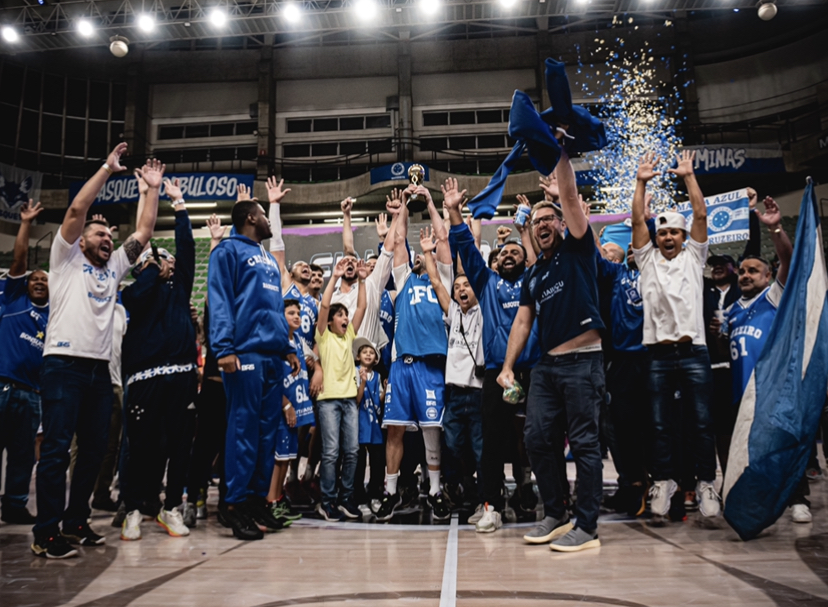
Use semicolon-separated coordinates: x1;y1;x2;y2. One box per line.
282;336;314;426
285;283;319;353
0;275;49;391
724;282;782;405
379;289;394;369
596;255;645;353
393;267;448;359
520;226;604;353
357;367;383;444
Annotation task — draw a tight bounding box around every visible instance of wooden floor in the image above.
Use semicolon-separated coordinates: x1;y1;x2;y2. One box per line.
3;463;828;607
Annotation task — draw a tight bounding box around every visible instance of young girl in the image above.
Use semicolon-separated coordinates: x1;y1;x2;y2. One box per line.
353;337;385;507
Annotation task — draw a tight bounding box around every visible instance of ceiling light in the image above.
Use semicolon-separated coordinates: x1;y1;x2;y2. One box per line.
209;8;228;27
758;1;777;19
137;14;155;32
354;0;377;20
2;26;19;43
77;19;94;37
499;0;517;7
283;2;301;22
421;0;440;15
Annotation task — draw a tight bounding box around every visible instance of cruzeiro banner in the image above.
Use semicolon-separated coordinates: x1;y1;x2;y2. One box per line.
0;162;43;223
678;188;750;244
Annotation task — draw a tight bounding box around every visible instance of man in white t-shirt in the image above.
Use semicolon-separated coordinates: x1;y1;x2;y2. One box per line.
631;150;718;521
32;144;164;559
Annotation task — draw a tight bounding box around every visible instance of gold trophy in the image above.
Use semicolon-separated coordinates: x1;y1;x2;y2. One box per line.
406;164;427;213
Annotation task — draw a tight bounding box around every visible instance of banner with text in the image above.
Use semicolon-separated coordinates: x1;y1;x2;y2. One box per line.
68;173;255;206
678;188;750;244
370;163;430;185
0;162;43;223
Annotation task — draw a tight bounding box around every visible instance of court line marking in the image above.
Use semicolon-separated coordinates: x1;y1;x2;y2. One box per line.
439;515;459;607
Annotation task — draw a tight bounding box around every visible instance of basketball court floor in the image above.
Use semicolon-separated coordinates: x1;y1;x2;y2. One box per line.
3;460;828;607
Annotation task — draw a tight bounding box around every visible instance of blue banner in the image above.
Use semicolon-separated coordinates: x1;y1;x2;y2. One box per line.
689;146;785;175
370;163;430;185
677;188;750;245
68;172;255;206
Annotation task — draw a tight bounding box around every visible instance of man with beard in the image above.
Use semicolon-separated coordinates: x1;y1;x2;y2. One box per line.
0;200;48;526
498;146;605;552
208;198;301;540
33;145;163;559
308;264;324;301
444;178;541;533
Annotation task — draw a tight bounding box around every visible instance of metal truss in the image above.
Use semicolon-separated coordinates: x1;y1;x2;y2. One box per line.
1;0;825;52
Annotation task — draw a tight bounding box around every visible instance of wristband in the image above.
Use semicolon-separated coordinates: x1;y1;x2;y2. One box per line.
283;404;292;412
171;199;185;208
102;163;113;175
770;226;782;234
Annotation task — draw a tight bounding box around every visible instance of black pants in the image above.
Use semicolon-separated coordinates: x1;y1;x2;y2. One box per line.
123;371;198;512
93;385;124;503
605;352;649;486
355;442;386;502
187;378;228;505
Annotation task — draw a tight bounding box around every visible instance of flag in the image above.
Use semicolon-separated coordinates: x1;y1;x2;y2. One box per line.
723;178;828;540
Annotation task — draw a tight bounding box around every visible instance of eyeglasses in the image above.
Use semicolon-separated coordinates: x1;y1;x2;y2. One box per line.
531;215;560;227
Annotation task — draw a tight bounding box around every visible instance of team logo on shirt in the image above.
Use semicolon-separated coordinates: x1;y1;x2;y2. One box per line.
19;332;44;349
426;389;435;399
425;406;438;420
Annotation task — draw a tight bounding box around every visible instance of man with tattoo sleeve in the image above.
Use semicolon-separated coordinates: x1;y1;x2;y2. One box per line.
32;144;164;559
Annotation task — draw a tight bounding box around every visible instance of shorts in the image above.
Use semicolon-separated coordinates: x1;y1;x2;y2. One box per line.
383;357;445;429
274;415;298;461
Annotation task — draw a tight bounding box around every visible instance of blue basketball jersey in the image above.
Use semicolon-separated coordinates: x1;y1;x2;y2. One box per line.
285;283;319;353
393;268;448;359
357;367;383;444
379;289;395;368
282;335;314;426
724;282;782;405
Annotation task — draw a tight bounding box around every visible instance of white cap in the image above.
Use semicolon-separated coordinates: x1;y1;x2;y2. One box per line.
655;211;687;232
137;247;173;266
352;336;378;361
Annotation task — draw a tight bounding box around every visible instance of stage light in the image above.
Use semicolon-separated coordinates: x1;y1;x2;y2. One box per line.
78;19;94;37
354;0;377;20
758;1;777;20
499;0;517;8
2;26;19;42
137;14;155;32
283;2;301;22
209;8;228;27
110;35;129;57
421;0;440;15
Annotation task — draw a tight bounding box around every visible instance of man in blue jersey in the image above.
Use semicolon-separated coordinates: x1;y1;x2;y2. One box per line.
444;178;542;533
499;147;605;552
0;200;48;526
208;198;301;541
376;185;453;522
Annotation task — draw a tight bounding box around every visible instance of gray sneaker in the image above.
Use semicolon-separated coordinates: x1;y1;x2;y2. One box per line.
523;515;573;544
549;527;601;552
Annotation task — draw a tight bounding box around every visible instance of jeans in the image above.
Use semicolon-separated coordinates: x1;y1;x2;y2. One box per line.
0;382;41;510
93;385;123;504
443;385;484;501
648;343;716;483
525;352;604;533
605;352;650;486
317;398;358;506
35;355;113;535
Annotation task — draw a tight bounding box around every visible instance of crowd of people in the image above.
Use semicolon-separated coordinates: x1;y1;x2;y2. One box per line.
0;139;806;559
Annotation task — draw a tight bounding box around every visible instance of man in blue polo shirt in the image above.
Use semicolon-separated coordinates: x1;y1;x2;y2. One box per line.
0;200;49;525
499;147;605;552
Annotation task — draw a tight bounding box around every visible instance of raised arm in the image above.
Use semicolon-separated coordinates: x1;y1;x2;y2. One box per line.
668;150;707;243
755;196;793;286
317;258;348;336
415;186;451;266
394;192;411;268
419;227;451;314
632;152;660;250
123;158;165;264
266;176;292;288
10;200;43;277
442;178;467;228
514;194;538;266
62;143;128;244
206;214;227;253
553;148;588;239
497;305;535;389
341;197;357;258
353;260;369;332
165;177;196;295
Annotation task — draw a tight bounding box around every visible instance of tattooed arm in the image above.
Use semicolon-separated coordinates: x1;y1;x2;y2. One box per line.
122;158;165;264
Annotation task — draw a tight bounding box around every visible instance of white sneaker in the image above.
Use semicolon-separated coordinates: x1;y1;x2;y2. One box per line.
475;505;502;534
696;481;721;518
649;479;678;516
791;504;813;523
121;510;142;541
468;504;485;525
157;508;190;537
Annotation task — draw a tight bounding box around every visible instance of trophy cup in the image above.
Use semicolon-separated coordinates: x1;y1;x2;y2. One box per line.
406;164;427;213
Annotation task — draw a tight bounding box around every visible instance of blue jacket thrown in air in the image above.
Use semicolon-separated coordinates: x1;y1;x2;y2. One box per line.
449;222;540;370
208;234;295;360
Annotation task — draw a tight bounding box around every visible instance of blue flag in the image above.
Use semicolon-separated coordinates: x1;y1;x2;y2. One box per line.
723;179;828;540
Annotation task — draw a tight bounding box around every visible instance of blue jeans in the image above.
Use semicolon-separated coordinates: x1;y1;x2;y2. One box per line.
648;343;716;483
525;352;605;533
0;382;41;510
35;355;113;534
317;398;358;507
443;385;484;501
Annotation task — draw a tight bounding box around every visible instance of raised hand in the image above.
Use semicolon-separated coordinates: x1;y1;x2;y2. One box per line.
206;213;226;241
106;142;128;173
579;193;590;218
441;178;467;212
19;199;43;223
340;197;354;214
357;259;370;280
332;257;350;279
138;158;165;189
747;187;758;210
375;212;389;240
164;177;183;201
496;225;512;243
414;185;433;207
539;172;559;201
419;226;437;254
236;183;251;202
386;188;403;215
91;213;105;223
667;150;696;179
636;152;661;183
266;177;290;205
756;196;782;228
134;170;148;196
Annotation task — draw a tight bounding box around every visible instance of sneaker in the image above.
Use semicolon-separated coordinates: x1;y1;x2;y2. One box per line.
696;481;721;518
806;467;823;481
271;498;302;522
111;502;127;528
791;503;813;523
317;502;345;522
1;506;36;525
338;501;362;521
223;503;264;540
61;522;105;546
31;533;79;559
428;492;451;521
178;502;197;528
475;504;502;534
523;515;574;544
375;492;402;522
157;508;190;537
549;527;601;552
196;503;208;520
467;503;486;525
121;510;142;541
247;496;284;532
684;490;698;512
91;497;120;512
649;479;678;517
